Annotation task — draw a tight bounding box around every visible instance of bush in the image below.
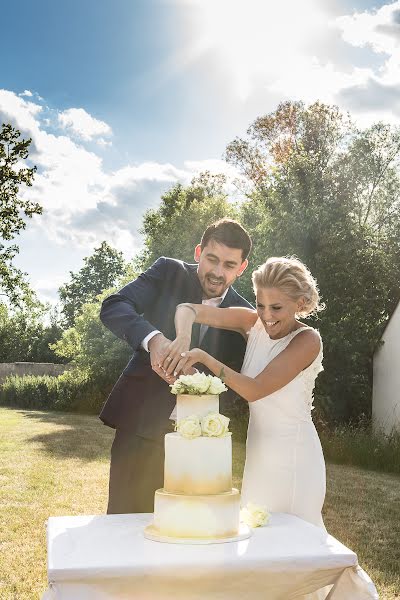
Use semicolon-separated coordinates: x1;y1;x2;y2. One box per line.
0;369;112;414
0;375;57;410
319;420;400;475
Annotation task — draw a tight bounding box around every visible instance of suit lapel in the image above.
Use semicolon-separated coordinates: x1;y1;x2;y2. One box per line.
200;287;239;351
185;264;202;347
187;264;203;303
219;287;238;309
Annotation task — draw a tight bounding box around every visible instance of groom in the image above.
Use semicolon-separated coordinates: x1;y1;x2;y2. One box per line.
100;218;253;514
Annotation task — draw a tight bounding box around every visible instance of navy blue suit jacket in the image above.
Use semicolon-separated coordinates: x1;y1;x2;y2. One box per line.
99;257;253;439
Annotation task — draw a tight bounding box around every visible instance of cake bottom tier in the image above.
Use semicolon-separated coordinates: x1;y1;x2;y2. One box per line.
153;488;240;539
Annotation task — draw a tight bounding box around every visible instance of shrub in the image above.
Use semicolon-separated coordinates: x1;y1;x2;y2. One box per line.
319;420;400;475
0;375;57;410
0;369;112;414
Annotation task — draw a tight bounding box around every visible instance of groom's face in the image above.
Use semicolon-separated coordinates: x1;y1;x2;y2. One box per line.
194;240;247;299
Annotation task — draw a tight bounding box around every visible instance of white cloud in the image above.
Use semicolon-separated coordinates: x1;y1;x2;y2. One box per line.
271;57;373;106
337;2;400;56
333;2;400;124
20;89;33;97
0;89;43;134
1;89;244;303
58;107;112;141
97;137;112;147
254;2;400;127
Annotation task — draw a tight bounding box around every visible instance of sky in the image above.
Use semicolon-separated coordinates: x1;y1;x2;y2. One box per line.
1;0;399;305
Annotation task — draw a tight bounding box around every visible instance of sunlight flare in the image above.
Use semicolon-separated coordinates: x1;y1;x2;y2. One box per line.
179;0;325;99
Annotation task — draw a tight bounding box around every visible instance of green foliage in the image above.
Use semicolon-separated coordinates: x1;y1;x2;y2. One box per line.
319;421;400;475
52;288;132;382
0;302;64;363
10;267;137;413
0;287;133;413
0;369;106;413
226;101;400;422
0;123;42;305
59;241;126;328
1;374;58;410
136;171;240;270
0;264;138;414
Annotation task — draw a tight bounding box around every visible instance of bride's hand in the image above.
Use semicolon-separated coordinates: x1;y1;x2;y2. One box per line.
172;348;206;376
160;334;191;375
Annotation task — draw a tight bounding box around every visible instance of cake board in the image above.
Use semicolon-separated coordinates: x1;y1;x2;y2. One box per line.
144;522;252;544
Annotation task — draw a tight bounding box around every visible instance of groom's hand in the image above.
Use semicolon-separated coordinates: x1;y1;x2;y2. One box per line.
161;334;191;376
148;334;174;383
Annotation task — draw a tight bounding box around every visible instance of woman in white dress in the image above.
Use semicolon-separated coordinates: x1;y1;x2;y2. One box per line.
163;256;326;528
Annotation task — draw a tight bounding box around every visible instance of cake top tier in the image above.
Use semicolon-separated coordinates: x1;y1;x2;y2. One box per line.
176;394;219;421
170;373;227;422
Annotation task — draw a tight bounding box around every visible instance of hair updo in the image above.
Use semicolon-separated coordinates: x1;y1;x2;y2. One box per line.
251;256;325;318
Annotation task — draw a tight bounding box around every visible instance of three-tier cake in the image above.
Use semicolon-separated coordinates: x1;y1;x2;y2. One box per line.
144;377;251;544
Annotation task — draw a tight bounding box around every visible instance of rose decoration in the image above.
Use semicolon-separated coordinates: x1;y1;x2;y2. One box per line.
207;376;229;395
240;503;270;528
170;372;227;395
175;415;202;440
201;412;230;438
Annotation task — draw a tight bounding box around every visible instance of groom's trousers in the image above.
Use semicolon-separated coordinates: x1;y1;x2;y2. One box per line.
107;430;165;514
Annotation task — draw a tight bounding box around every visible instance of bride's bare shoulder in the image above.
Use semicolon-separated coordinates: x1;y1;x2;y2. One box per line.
291;326;321;354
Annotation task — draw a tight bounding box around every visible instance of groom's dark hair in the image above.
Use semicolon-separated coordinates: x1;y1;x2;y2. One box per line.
201;219;252;261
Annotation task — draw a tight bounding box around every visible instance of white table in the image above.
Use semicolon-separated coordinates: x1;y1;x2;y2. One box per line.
42;513;378;600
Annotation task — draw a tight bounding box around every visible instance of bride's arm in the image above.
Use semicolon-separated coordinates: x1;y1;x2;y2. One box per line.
176;303;257;337
169;329;321;403
160;304;257;373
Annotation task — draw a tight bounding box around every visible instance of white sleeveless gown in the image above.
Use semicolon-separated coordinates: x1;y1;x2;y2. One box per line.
240;318;326;528
239;319;378;599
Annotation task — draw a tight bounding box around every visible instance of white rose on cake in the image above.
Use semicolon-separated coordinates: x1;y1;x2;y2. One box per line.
170;372;209;394
201;412;230;437
207;376;228;395
175;415;202;439
240;503;270;528
170;372;227;395
184;372;210;393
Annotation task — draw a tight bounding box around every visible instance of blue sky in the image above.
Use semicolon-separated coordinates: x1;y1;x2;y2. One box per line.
1;0;398;304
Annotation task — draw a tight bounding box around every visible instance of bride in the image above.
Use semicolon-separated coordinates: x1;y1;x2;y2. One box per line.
162;256;326;528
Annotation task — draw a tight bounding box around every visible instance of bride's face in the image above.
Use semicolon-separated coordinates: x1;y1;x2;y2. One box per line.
256;286;300;339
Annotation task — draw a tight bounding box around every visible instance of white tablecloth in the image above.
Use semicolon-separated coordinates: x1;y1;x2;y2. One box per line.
42;513;378;600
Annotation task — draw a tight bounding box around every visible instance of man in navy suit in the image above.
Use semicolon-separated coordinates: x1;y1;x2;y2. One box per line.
100;219;253;514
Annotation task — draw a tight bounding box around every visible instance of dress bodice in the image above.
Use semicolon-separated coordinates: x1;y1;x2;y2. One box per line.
241;318;323;427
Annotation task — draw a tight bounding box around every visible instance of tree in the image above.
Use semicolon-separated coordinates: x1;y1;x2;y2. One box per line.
51;273;138;411
226;101;400;422
52;290;131;382
0;302;64;363
59;241;127;327
0;123;42;304
136;171;240;271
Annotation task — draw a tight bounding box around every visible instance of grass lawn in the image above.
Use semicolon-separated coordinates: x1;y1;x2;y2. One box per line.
0;408;399;600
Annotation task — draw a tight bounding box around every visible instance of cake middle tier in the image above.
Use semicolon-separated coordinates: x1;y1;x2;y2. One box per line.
164;432;232;495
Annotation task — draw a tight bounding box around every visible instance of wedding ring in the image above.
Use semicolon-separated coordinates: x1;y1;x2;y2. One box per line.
166;356;172;362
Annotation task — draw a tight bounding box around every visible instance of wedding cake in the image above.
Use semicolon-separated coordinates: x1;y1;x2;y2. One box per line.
144;373;251;544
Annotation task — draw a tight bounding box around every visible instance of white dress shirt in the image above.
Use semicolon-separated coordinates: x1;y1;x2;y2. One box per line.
155;288;229;422
198;289;228;344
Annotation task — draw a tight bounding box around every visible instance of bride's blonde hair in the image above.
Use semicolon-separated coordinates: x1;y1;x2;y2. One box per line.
252;256;325;318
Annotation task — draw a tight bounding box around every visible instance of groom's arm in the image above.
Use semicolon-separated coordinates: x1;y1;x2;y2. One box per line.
100;256;167;351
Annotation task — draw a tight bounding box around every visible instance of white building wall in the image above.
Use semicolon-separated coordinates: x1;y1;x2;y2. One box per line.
373;302;400;434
